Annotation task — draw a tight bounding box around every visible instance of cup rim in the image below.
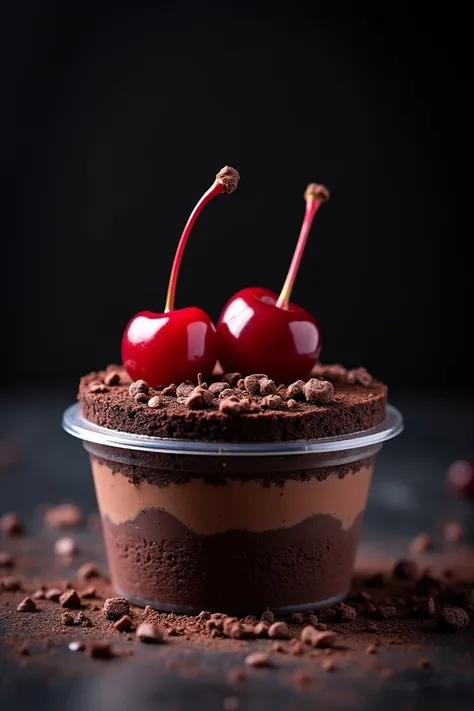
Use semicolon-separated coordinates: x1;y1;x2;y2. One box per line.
62;403;403;457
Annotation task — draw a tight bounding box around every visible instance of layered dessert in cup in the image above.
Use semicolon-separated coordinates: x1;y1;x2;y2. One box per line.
63;365;402;615
62;166;402;614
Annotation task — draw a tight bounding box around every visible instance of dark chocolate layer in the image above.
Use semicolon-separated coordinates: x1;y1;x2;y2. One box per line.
101;509;364;614
79;365;387;443
89;450;374;487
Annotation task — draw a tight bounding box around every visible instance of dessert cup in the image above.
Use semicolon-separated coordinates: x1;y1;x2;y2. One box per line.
63;403;403;615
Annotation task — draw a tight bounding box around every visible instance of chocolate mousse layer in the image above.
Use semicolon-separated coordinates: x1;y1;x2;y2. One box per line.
90;454;373;614
78;364;387;443
101;509;364;614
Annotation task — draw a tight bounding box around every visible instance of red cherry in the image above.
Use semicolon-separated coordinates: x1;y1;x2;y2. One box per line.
217;286;321;384
447;460;474;498
121;166;239;388
122;307;217;386
217;183;329;383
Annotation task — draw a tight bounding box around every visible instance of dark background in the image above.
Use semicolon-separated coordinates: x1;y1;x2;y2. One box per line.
1;1;472;392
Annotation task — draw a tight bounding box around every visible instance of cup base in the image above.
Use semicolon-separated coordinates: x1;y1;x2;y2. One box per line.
114;585;349;616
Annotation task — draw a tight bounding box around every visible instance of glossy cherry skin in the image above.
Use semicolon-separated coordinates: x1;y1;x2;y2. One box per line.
216;286;322;384
121;307;217;388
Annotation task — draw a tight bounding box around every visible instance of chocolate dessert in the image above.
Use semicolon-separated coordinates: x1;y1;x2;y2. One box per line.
68;364;401;615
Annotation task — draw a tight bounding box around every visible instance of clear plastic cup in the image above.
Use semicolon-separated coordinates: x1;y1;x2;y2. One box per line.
63;403;403;615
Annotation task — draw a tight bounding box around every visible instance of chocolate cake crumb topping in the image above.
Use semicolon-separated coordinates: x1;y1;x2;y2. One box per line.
304;379;335;403
176;382;194;398
161;384;177;397
129;380;149;396
79;364;387;442
104;371;121;386
436;606;470;632
286;380;305;399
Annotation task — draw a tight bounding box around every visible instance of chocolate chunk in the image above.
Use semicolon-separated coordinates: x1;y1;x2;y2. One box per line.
335;603;357;621
68;640;85;652
16;597;36;612
54;537;78;557
88;641;114;658
259;378;277;395
61;611;75;626
45;588;62;601
147;395;163;408
291;612;304;623
305;613;319;627
236;378;246;389
161;384;177;397
244;651;273;668
219;388;235;399
60;589;81;609
219;398;246;415
136;622;164;643
77;611;92;627
301;627;336;648
254;622;269;637
244;375;262;395
409;533;433;553
176;382;194;398
443;521;465;543
45;503;82;528
32;589;45;600
1;576;22;591
304;378;335;403
223;373;242;387
347;367;373;386
77;562;101;580
262;394;283;409
0;512;24;535
81;586;97;599
185;387;214;409
286;380;305;399
89;382;108;393
134;392;148;404
260;610;275;625
114;614;134;632
198;610;211;620
286;399;297;409
392;559;419;581
268;621;290;639
104;371;120;386
365;622;379;633
0;552;13;567
129;380;150;396
103;596;130;620
209;382;229;396
366;644;378;655
436;606;470;632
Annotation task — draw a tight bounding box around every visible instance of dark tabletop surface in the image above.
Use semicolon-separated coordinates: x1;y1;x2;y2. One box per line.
1;389;473;711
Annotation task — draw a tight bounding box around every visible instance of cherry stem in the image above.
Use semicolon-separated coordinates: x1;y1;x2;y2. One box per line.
164;167;239;313
276;183;330;310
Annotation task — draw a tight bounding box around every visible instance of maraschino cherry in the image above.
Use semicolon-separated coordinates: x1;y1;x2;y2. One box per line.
122;166;239;387
216;183;329;384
